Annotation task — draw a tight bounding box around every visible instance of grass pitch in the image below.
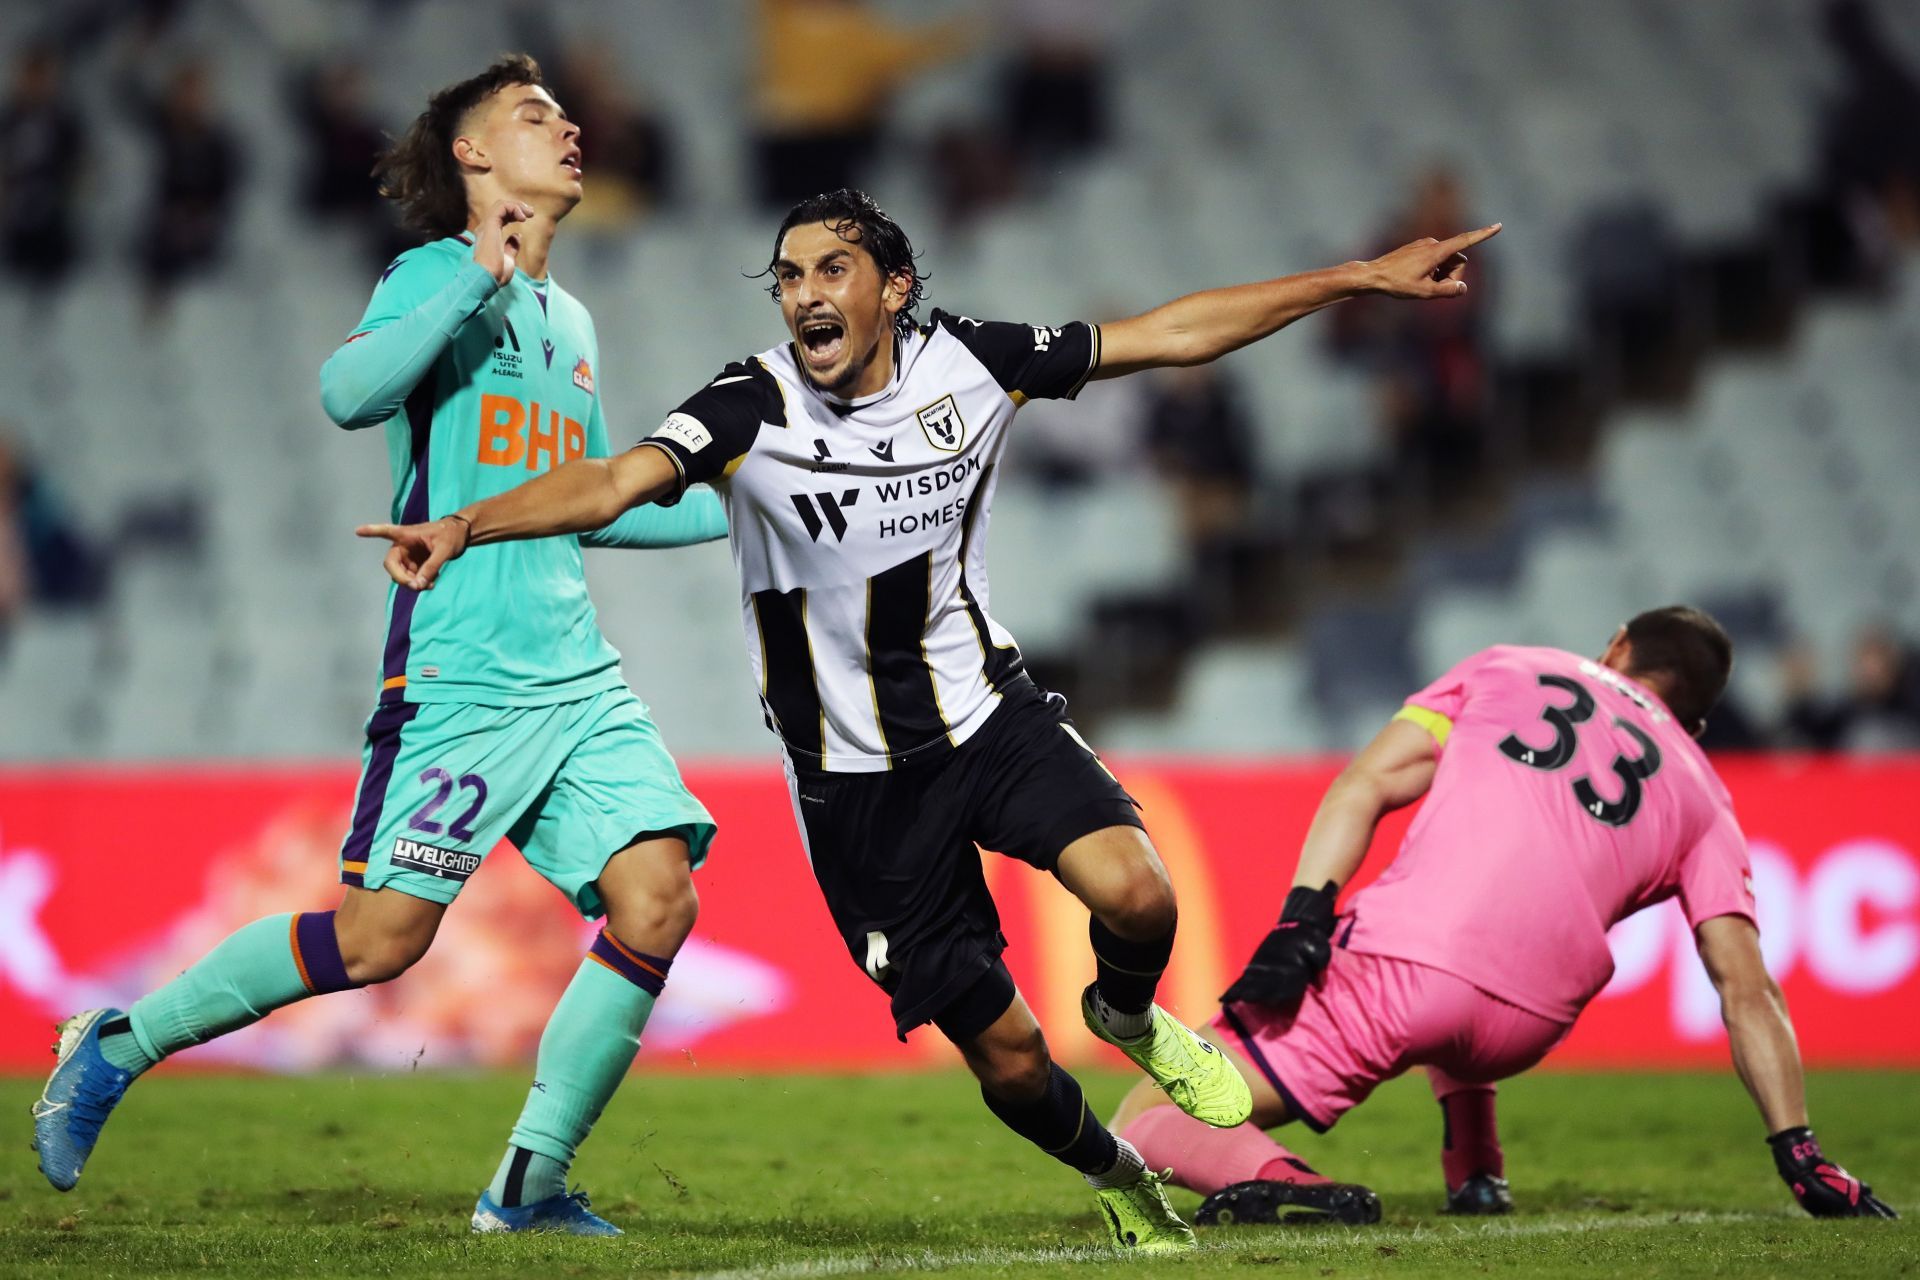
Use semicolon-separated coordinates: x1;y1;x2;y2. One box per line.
2;1068;1913;1278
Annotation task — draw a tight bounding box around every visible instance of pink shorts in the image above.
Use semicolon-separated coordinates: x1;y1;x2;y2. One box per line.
1210;948;1570;1132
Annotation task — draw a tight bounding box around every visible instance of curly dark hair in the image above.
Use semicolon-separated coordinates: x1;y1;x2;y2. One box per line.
760;189;926;338
373;53;544;241
1622;605;1734;734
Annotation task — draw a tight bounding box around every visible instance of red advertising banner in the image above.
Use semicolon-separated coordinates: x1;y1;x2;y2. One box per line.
0;757;1915;1074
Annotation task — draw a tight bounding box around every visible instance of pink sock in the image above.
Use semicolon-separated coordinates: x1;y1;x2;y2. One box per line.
1121;1106;1330;1196
1436;1086;1503;1191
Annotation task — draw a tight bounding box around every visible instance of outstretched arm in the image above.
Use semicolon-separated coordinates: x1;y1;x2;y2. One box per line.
1222;715;1438;1007
1092;225;1500;380
358;444;681;590
576;394;728;549
1696;915;1897;1218
580;486;728;549
360;359;775;588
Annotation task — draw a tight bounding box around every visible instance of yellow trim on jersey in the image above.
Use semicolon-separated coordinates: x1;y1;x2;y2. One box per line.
1009;389;1029;407
754;355;791;429
1060;722;1118;783
1394;703;1453;748
381;676;407;691
341;860;368;874
1067;322;1102;397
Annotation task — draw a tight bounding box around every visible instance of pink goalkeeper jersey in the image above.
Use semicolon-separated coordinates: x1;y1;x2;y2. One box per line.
1342;645;1756;1024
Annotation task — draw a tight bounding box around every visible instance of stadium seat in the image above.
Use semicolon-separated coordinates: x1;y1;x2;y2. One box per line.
1101;640;1326;755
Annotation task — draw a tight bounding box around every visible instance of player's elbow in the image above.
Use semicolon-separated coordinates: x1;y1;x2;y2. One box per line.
319;369;376;431
1157;326;1213;368
586;484;632;532
318;352;392;430
1326;761;1395;819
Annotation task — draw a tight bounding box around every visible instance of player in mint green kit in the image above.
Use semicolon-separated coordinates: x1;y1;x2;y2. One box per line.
32;56;714;1236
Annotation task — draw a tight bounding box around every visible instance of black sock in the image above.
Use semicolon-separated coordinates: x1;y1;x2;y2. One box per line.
1089;916;1175;1015
981;1064;1119;1176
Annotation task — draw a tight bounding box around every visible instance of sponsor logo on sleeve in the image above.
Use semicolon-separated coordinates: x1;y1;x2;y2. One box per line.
390;837;482;882
572;356;594;394
654;413;712;453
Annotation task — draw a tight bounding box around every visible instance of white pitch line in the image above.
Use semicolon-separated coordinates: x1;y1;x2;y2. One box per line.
685;1210;1766;1280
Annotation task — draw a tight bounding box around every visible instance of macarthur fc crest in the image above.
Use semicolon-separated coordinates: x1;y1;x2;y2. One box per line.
916;394;965;452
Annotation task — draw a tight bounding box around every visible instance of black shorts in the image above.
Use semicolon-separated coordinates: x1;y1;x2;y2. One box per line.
787;677;1144;1040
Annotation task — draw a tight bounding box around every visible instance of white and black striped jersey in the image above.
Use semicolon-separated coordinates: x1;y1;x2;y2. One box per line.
640;310;1101;773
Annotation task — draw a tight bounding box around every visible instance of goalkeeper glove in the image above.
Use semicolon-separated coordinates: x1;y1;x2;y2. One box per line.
1768;1127;1897;1218
1221;882;1338;1007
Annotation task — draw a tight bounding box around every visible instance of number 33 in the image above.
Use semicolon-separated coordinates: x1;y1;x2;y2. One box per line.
1498;674;1663;827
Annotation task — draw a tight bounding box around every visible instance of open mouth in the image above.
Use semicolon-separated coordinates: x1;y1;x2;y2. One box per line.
800;318;845;366
560;148;582;178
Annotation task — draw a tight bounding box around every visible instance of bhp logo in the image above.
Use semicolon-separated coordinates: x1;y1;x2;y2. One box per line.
478;394;586;470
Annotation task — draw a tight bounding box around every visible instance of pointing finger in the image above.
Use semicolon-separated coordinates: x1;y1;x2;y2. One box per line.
357;523;402;541
1440;223;1502;254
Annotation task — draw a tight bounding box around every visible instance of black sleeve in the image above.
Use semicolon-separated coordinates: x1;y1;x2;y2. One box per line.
637;358;784;501
932;309;1101;403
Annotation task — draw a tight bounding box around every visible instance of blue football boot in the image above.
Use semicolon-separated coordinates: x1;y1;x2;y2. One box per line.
471;1188;623;1235
31;1008;136;1191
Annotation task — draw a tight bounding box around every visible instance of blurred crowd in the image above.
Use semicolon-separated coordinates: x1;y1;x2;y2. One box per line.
0;429;110;645
0;0;1130;304
1704;626;1920;754
3;0;1920;756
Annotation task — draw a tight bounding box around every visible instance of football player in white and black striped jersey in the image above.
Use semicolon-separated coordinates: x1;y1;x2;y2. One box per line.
362;189;1499;1251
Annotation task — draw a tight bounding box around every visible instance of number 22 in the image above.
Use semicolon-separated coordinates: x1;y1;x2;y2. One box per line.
408;768;488;842
1498;674;1663;827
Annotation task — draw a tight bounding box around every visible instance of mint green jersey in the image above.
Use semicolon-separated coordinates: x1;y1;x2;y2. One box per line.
323;234;629;707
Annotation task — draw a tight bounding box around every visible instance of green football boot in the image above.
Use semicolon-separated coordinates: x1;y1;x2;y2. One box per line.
1081;984;1252;1127
1093;1168;1198;1253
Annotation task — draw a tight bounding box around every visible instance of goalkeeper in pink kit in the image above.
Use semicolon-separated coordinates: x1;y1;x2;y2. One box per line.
1111;606;1897;1224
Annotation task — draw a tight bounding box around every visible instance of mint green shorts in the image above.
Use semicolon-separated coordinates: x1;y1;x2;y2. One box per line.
337;687;714;918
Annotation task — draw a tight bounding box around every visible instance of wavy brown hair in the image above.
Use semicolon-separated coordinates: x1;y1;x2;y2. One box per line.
760;189;927;339
373;53;544;240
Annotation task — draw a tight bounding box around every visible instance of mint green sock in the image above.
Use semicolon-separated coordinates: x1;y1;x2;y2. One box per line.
114;913;317;1074
487;952;659;1205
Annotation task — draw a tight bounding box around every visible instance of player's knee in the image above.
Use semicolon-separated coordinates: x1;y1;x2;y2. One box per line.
1102;862;1177;940
604;873;700;956
972;1024;1053;1101
338;922;433;985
